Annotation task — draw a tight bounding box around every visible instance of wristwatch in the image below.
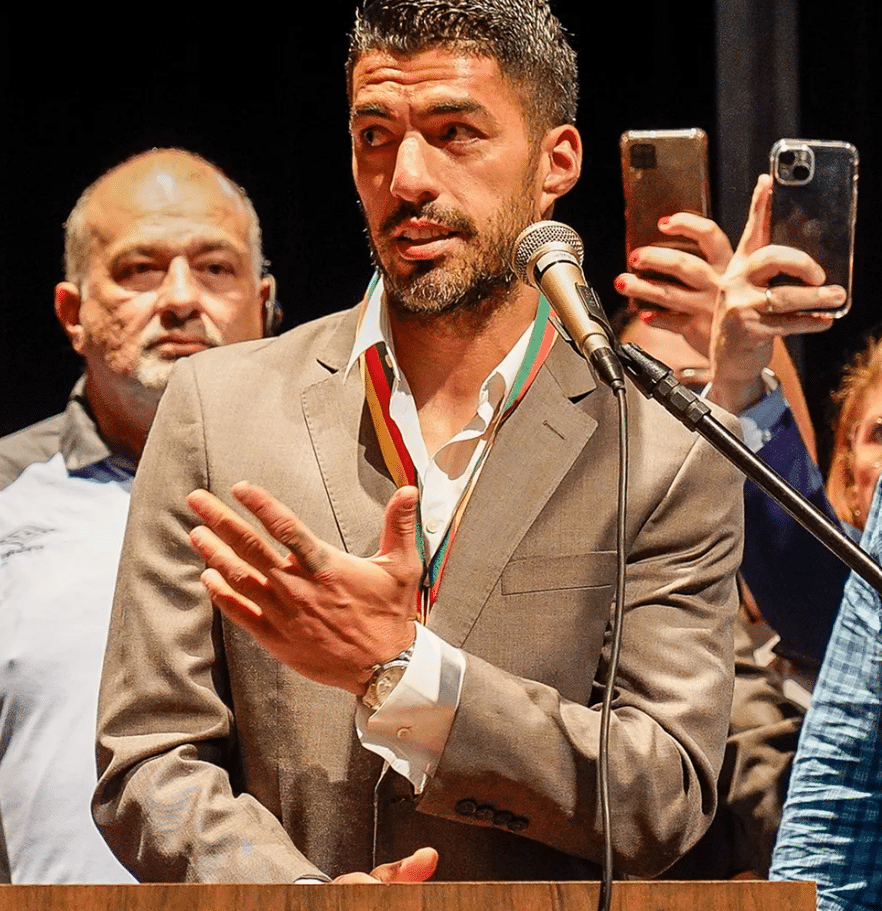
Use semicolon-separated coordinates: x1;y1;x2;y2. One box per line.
361;642;415;710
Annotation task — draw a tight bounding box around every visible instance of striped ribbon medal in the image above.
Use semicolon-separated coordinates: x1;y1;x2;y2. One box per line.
361;295;556;622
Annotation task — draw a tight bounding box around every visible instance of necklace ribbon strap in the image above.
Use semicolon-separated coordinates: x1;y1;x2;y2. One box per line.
361;287;556;621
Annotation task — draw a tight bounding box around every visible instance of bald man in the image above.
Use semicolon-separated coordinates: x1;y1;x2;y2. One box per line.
0;150;273;882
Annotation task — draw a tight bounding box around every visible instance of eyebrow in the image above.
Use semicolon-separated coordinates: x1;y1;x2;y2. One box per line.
350;99;487;125
109;240;242;268
350;103;391;124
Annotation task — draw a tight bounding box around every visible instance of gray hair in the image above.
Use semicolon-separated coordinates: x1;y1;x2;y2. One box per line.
63;148;266;286
347;0;579;135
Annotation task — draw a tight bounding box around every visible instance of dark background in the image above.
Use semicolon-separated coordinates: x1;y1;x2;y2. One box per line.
2;2;879;469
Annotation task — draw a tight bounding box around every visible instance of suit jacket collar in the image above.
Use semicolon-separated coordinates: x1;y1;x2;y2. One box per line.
302;307;602;645
426;337;601;646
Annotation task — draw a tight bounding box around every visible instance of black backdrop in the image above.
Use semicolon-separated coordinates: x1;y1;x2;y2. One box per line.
2;2;879;468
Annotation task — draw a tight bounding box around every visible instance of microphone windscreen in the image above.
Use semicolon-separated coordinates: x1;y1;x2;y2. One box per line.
512;221;584;286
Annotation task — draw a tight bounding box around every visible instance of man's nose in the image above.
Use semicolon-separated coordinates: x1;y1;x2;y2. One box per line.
156;257;203;324
389;136;440;205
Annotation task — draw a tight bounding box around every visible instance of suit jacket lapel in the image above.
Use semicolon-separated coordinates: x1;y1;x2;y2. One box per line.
428;338;601;646
301;306;396;558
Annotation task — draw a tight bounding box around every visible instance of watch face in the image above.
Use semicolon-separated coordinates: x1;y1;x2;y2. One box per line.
375;665;407;704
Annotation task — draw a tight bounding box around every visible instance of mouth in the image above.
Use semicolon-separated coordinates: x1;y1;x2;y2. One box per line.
393;220;464;260
147;335;214;358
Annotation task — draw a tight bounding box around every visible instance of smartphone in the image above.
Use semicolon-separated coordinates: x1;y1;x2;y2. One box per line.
620;128;711;281
769;139;859;317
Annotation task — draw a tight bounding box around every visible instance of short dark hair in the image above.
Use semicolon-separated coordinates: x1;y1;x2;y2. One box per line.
347;0;578;134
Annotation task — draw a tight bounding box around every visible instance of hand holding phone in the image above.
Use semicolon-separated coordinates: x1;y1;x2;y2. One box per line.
616;128;730;355
769;139;858;317
708;174;844;414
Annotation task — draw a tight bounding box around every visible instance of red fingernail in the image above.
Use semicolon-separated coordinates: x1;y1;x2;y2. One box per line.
639;310;654;323
658;216;671;227
614;276;627;292
628;250;640;267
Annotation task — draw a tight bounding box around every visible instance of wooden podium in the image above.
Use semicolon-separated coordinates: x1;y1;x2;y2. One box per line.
0;880;815;910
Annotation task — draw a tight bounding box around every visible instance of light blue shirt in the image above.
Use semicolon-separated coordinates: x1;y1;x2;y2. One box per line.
771;475;882;909
0;449;136;883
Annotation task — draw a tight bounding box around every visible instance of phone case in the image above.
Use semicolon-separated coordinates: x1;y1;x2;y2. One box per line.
620;128;711;262
769;139;859;316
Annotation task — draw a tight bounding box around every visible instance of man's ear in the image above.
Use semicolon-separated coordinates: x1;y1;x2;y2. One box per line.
259;275;282;336
54;282;85;353
537;124;582;217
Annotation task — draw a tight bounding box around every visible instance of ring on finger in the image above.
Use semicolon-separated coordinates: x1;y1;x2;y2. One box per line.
764;287;775;315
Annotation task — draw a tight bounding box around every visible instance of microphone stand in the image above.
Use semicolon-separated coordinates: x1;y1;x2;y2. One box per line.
618;341;882;594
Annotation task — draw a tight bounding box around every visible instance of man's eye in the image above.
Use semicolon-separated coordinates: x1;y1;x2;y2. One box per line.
195;259;239;291
439;124;476;143
200;261;233;275
117;263;163;290
360;127;387;148
123;263;156;275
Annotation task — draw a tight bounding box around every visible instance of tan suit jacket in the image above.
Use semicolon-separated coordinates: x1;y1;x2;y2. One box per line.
94;305;743;882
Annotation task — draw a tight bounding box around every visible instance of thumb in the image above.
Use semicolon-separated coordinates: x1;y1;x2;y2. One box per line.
371;847;439;883
734;174;772;259
378;485;420;563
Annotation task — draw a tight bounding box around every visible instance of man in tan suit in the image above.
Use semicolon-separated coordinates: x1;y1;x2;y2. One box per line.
95;0;743;883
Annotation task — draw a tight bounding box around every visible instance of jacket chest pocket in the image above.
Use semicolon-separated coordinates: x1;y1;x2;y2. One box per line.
463;552;618;704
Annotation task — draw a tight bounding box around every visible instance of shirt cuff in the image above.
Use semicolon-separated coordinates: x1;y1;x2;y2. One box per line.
355;624;465;794
738;377;787;453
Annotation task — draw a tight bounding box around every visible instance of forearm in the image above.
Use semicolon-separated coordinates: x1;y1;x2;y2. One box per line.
771;534;882;909
740;405;848;665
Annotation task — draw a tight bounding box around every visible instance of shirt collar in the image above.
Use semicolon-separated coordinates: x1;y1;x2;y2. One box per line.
345;272;538;406
346;272;393;380
61;376;136;476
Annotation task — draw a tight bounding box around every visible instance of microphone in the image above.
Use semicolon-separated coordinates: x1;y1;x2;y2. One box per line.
512;221;624;391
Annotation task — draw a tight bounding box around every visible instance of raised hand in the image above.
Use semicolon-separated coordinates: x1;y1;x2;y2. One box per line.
707;174;844;414
187;482;422;694
615;212;735;357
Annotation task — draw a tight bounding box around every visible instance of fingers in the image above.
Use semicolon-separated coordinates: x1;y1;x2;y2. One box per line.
760;283;845;319
636;308;713;359
370;847;439;883
332;872;384;884
734;174;772;258
620;249;720;313
377;485;420;564
198;566;274;638
231;481;333;577
188;489;286;578
658;213;734;271
745;244;828;289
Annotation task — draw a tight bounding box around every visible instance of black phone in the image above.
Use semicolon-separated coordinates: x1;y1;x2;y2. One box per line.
769;139;859;317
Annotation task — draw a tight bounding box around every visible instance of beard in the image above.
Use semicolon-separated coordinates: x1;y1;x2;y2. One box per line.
133;351;177;395
367;191;535;319
131;319;225;395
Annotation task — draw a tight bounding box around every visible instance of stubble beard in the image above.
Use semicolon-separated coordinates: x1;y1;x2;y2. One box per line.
369;191;535;323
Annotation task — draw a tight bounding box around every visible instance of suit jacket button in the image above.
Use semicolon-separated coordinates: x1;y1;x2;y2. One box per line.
455;799;478;817
507;817;529;832
492;810;514;828
474;804;495;821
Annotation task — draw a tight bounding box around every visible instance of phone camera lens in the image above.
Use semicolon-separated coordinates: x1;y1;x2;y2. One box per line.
779;151;796;166
793;165;810;181
630;143;657;170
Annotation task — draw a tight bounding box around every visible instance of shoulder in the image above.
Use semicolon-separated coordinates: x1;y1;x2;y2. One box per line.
178;307;359;387
0;412;65;490
150;307;361;430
